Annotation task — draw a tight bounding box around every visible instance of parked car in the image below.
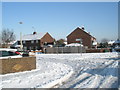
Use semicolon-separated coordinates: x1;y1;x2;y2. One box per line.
22;51;29;57
0;48;22;59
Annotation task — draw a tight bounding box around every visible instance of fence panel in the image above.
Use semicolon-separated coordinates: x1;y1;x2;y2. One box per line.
46;46;85;53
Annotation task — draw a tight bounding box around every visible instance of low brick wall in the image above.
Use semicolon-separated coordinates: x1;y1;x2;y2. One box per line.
0;57;36;74
86;48;111;53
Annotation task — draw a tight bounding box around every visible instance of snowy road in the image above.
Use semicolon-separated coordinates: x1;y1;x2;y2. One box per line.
1;52;119;88
37;52;119;88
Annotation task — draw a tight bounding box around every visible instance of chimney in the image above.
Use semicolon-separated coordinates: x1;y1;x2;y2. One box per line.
81;26;85;30
33;32;37;35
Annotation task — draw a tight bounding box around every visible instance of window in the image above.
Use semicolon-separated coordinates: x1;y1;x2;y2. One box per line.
23;41;26;44
29;47;31;50
23;47;27;50
36;40;39;43
35;46;38;50
31;47;33;50
29;47;34;51
31;40;34;43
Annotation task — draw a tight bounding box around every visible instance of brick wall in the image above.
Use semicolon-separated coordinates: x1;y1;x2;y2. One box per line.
1;57;36;74
40;32;54;45
67;27;93;48
86;48;111;53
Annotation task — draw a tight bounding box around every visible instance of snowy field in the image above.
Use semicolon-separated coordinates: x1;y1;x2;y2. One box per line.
0;52;119;88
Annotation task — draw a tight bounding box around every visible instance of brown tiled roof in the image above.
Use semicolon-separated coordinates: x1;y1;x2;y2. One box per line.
67;27;96;39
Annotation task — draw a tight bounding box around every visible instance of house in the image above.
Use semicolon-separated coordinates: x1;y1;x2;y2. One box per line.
2;41;17;48
67;27;96;48
108;40;115;48
113;39;120;52
16;32;54;51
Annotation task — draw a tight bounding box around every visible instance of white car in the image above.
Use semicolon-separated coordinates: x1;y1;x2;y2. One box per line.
0;48;22;59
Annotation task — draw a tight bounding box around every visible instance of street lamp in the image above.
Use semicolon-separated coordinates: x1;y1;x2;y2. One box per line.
19;22;23;51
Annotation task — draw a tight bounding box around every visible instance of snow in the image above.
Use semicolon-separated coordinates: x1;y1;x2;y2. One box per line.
0;59;73;88
14;45;21;48
115;45;120;49
92;41;98;45
0;52;119;88
8;41;17;45
0;48;17;51
21;32;47;41
108;40;115;45
114;40;120;44
64;41;67;45
65;43;83;47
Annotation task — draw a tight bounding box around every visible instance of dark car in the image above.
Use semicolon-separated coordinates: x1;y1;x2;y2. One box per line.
0;48;22;59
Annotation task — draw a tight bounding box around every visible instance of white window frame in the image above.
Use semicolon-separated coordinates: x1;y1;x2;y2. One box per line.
36;40;38;43
29;47;31;50
23;46;27;50
31;40;34;43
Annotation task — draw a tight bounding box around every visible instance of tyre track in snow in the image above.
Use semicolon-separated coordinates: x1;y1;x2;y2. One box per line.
37;53;118;88
59;60;117;88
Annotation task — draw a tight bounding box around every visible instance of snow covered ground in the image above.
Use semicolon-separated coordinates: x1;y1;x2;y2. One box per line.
0;52;119;88
1;61;73;89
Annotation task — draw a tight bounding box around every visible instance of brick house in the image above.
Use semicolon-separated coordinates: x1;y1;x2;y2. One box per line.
17;32;54;51
67;27;96;48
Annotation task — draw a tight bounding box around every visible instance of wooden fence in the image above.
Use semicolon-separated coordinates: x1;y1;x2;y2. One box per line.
45;46;86;53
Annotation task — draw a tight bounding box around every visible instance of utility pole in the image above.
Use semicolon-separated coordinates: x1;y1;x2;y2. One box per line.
20;32;23;51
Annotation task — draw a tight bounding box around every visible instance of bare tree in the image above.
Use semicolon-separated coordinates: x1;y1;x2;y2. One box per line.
1;28;16;45
99;38;109;48
101;38;109;43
